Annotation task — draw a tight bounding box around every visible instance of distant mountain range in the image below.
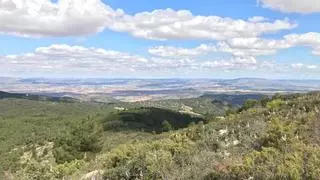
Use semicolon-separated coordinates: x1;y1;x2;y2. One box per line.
1;77;319;102
0;91;77;103
216;78;320;90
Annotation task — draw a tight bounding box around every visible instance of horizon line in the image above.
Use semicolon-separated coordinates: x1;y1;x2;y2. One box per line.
1;76;320;81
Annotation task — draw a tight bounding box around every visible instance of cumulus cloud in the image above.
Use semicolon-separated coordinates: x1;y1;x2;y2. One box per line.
148;57;196;69
217;37;291;57
148;37;292;59
151;32;320;60
285;32;320;45
291;63;304;69
0;44;203;76
1;44;319;77
201;56;258;70
199;57;295;75
248;16;268;22
0;0;123;37
144;32;320;75
200;57;317;74
258;0;320;13
284;32;320;55
291;63;319;72
307;65;318;69
0;44;148;76
148;44;216;58
222;32;320;57
110;8;296;40
32;44;148;63
0;0;296;39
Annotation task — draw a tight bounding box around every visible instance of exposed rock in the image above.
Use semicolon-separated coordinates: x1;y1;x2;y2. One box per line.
233;140;240;145
81;170;104;180
219;128;228;135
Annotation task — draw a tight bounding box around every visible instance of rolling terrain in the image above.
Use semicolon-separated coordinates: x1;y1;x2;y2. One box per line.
1;90;320;179
0;91;232;179
1;78;320;102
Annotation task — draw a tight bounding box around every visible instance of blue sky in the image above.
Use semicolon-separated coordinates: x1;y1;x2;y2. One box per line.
0;0;320;79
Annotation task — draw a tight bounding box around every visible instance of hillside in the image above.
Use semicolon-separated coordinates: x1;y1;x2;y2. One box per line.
100;92;320;179
103;107;204;133
2;92;320;179
0;91;77;103
201;93;266;107
96;92;320;179
0;93;230;179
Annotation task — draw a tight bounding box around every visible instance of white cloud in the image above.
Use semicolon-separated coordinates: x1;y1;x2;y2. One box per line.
312;47;320;56
148;44;216;58
201;56;258;70
33;44;148;63
145;32;320;74
110;8;296;40
217;37;292;57
148;57;195;69
258;0;320;13
284;32;320;46
284;32;320;55
220;32;320;57
248;16;268;22
307;65;318;69
0;44;202;76
200;57;305;74
291;63;319;71
149;37;292;59
0;0;123;37
0;1;297;39
151;32;320;61
0;44;148;76
291;63;304;69
1;44;319;77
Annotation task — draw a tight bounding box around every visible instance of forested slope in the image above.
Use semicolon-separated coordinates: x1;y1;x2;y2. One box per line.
2;92;320;179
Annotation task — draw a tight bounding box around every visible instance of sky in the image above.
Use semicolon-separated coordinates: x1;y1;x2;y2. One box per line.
1;0;320;79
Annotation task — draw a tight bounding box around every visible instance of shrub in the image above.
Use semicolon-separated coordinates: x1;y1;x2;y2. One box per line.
267;99;285;110
239;99;258;112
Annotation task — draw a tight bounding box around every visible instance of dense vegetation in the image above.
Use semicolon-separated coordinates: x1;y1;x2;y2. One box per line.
201;93;266;107
0;92;228;179
103;107;204;133
134;97;231;118
0;91;77;102
2;91;320;179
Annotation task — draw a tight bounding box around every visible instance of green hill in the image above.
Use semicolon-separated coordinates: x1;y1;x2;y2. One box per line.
0;91;77;103
201;93;266;107
0;93;224;179
2;92;320;179
103;107;204;133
